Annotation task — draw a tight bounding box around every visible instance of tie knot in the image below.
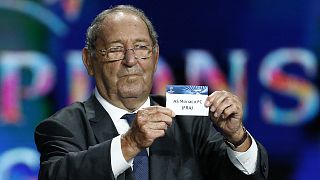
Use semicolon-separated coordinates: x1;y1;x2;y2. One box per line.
121;113;136;126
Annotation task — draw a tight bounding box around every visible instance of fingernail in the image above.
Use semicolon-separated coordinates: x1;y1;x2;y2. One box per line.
210;106;216;112
214;112;218;117
172;111;176;117
205;101;210;107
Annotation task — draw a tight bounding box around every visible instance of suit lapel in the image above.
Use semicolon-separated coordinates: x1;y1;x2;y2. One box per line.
85;95;173;180
84;95;119;143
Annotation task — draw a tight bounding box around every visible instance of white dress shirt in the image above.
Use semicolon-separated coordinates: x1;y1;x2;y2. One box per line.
94;88;258;178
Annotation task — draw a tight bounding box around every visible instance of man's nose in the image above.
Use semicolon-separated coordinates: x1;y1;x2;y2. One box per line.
123;48;138;66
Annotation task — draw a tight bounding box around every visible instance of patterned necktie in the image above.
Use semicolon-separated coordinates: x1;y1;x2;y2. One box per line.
121;113;149;180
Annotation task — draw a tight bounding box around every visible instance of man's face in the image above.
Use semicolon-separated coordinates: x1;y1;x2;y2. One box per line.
84;11;158;109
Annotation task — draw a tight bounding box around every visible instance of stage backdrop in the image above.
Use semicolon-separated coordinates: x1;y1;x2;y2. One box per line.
0;0;319;179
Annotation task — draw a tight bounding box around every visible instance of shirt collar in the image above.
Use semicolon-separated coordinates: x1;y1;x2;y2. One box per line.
94;88;150;121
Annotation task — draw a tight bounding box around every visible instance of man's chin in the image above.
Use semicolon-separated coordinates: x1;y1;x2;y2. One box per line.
117;76;151;97
118;88;149;110
119;88;146;98
118;83;147;97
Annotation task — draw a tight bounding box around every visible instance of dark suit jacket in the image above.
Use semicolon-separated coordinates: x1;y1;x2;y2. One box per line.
34;95;268;180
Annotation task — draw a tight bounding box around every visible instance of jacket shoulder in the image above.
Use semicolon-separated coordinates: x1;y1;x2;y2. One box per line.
34;100;94;145
35;99;91;134
50;101;86;122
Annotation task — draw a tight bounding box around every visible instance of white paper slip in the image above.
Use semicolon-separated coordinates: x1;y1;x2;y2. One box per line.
166;85;209;116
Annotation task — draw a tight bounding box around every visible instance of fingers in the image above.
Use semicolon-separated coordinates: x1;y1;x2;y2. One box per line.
223;104;241;119
137;106;175;126
205;91;242;120
142;106;176;118
205;90;230;108
147;121;169;131
205;91;244;137
213;98;239;120
127;106;175;149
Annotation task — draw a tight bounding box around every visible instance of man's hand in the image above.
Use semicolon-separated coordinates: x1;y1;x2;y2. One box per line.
205;90;251;151
121;106;175;161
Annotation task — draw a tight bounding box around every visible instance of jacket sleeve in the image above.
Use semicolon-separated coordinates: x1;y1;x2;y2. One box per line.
34;118;115;180
195;116;269;180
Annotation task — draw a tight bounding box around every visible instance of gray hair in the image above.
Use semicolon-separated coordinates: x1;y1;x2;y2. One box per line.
85;5;158;52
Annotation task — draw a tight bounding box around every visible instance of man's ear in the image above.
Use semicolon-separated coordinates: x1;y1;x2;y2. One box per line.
153;45;159;71
82;48;94;76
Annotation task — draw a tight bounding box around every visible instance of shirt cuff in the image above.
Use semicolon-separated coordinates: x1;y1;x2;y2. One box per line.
111;135;133;178
226;132;258;175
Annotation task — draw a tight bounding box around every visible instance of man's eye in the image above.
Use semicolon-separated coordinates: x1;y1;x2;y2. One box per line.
135;45;148;50
109;47;123;52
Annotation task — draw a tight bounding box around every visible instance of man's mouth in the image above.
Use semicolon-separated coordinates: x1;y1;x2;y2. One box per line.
119;72;143;78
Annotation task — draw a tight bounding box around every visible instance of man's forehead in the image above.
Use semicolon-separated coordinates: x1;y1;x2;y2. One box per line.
103;11;142;25
97;11;150;43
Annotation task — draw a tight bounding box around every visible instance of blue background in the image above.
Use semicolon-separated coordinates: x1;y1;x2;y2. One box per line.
0;0;319;179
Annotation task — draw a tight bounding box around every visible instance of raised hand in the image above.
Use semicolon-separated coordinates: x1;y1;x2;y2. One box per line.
121;106;175;160
205;90;251;151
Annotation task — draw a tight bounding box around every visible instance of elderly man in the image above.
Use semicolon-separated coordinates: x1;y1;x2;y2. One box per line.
35;5;268;180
